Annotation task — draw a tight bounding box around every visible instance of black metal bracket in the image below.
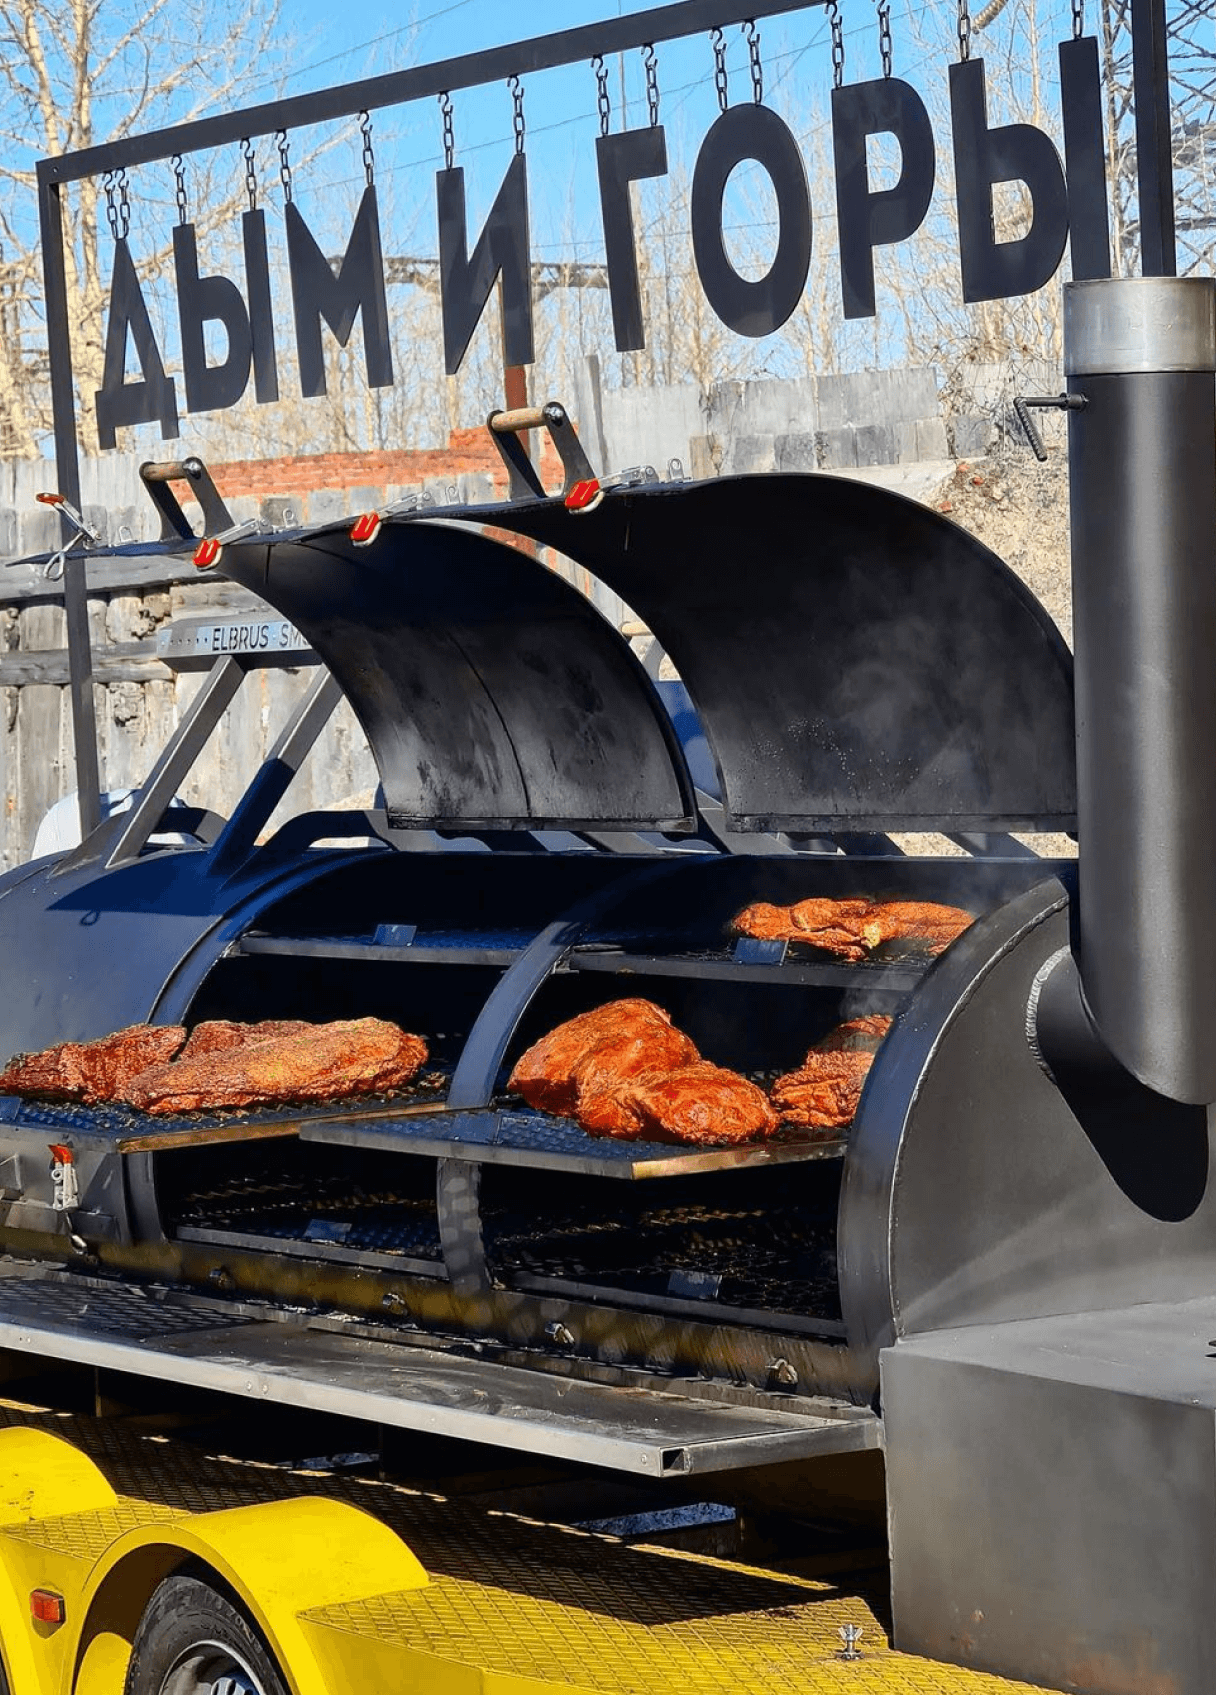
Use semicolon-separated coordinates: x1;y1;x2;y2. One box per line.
1013;393;1087;462
486;400;599;504
139;456;234;542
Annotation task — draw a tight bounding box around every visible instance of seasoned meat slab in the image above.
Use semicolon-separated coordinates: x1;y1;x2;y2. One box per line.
581;1061;777;1145
123;1018;428;1115
508;999;688;1116
772;1015;894;1130
733;897;973;960
771;1050;876;1130
0;1024;186;1104
178;1020;312;1061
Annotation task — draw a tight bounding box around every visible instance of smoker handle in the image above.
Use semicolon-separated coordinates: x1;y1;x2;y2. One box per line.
485;399;601;508
489;407;548;433
139;456;234;543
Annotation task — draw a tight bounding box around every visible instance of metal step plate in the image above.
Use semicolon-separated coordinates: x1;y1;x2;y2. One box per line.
0;1268;877;1476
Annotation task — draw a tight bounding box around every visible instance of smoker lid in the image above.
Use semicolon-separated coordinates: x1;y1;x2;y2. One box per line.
480;474;1077;832
219;520;697;832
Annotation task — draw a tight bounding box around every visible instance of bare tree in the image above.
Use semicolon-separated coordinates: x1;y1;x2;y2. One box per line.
0;0;293;457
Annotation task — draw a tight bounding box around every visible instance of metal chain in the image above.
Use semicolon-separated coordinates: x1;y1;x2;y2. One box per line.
743;19;763;104
172;153;187;226
828;0;844;89
643;42;660;126
958;0;972;61
359;110;375;187
103;171;119;243
711;26;729;112
114;167;130;241
241;137;257;212
592;53;610;137
877;0;893;76
1072;0;1084;37
276;128;293;202
439;91;454;171
509;74;525;155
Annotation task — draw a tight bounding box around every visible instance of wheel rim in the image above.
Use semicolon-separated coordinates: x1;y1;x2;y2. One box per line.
157;1639;264;1695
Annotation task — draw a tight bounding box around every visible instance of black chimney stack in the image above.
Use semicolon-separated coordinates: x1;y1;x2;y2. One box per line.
1064;276;1216;1103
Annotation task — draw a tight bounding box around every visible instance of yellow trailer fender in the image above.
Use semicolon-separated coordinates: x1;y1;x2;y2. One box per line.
0;1429;120;1695
71;1495;428;1695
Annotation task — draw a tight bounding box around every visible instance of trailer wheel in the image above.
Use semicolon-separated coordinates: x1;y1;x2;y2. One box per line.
124;1574;288;1695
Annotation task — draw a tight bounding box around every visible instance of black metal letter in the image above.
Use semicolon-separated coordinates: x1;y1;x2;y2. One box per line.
950;57;1069;303
243;208;280;403
94;237;179;450
286;185;394;398
596;127;668;352
174;222;252;414
1059;36;1112;281
437;152;533;375
690;104;812;338
832;79;935;320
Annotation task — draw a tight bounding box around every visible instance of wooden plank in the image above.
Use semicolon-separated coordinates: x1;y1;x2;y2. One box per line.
0;647;170;686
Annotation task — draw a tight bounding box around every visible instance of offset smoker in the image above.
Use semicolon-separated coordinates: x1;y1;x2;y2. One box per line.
0;458;1088;1421
0;278;1213;1691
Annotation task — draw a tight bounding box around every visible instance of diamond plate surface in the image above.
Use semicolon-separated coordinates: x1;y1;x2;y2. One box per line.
2;1501;173;1558
0;1402;1035;1695
0;1279;251;1339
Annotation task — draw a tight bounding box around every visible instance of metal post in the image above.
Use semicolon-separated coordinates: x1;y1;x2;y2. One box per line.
1064;276;1216;1101
1131;0;1176;276
37;173;101;840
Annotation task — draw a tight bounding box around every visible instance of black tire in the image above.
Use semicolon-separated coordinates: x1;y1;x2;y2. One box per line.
124;1574;288;1695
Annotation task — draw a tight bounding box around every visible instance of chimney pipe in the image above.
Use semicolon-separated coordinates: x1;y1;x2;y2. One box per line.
1064;276;1216;1103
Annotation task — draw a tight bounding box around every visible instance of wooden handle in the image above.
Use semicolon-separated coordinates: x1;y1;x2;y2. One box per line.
490;407;546;433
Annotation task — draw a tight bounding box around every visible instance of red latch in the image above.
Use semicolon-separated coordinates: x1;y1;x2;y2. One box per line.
350;511;382;545
564;478;603;513
193;537;222;570
30;1590;65;1626
47;1144;73;1166
35;492;65;507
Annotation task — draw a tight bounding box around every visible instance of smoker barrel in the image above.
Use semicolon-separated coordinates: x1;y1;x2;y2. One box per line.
3;467;1211;1423
1064;276;1216;1102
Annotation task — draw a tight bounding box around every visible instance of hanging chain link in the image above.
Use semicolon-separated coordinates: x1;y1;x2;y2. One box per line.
877;0;894;76
509;74;526;155
827;0;844;89
711;26;729;112
958;0;972;61
359;110;375;187
1072;0;1084;37
241;137;257;212
643;42;660;126
103;171;119;242
276;129;293;202
743;19;763;104
592;54;610;137
172;153;187;225
439;91;454;171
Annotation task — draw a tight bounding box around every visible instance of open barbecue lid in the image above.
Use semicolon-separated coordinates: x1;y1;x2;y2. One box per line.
221;470;1075;835
477;473;1078;833
218;519;697;832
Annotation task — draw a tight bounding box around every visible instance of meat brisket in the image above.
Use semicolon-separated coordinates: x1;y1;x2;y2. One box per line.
581;1061;777;1145
123;1018;428;1115
733;897;973;960
771;1014;894;1130
0;1024;186;1104
508;999;687;1117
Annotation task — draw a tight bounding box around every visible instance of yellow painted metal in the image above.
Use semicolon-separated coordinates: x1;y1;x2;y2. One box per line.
0;1404;1042;1695
79;1499;427;1695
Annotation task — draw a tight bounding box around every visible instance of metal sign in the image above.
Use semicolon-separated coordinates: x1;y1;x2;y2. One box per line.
43;0;1155;453
156;614;316;672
